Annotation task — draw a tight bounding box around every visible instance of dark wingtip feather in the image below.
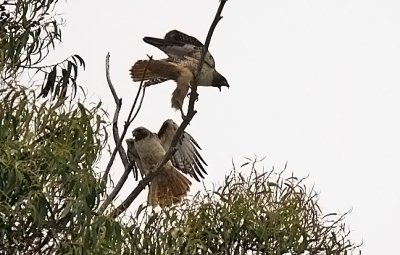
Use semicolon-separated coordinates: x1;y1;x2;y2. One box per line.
192;163;204;181
193;155;208;176
193;147;208;166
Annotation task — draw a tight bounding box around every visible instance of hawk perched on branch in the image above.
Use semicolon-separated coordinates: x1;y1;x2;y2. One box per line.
129;30;229;111
126;119;207;207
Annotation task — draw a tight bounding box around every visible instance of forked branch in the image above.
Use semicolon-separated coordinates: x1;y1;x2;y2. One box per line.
98;54;151;214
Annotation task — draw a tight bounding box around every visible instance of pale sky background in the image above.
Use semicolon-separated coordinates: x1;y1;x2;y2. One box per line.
48;1;400;254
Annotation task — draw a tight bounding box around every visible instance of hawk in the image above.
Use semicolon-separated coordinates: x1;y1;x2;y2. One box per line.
129;30;229;111
126;119;207;207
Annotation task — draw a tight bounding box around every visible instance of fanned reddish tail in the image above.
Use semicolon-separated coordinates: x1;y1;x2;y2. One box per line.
129;60;179;82
148;165;191;207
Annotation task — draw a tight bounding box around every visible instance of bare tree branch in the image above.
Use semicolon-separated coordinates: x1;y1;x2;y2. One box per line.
101;53;125;184
98;54;151;214
109;0;228;218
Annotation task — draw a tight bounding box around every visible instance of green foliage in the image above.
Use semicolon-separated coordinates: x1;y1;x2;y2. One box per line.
0;1;133;254
0;0;85;101
0;88;111;254
0;0;62;76
128;161;361;255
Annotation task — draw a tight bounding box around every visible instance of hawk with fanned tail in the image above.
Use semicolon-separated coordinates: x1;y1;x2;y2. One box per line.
126;119;207;207
129;30;229;111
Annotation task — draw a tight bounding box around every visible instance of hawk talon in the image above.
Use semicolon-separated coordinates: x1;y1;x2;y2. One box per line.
186;91;199;101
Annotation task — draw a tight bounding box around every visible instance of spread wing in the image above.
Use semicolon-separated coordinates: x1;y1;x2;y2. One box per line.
126;138;145;180
157;119;207;182
143;30;215;68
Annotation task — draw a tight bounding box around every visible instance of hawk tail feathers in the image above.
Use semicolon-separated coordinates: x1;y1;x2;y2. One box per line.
130;60;155;81
129;59;180;83
148;165;191;207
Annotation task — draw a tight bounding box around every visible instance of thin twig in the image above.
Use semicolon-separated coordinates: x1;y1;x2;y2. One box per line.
99;54;152;213
105;53;119;104
109;0;228;218
100;53;128;184
131;86;146;123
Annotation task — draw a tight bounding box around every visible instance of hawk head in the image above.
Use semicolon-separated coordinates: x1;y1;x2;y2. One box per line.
132;127;152;141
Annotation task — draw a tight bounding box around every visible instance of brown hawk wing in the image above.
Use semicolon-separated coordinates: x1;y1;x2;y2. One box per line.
143;30;215;69
164;30;204;47
157;119;207;182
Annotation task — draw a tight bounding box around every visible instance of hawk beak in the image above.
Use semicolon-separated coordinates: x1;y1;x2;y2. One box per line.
126;138;135;146
219;81;229;91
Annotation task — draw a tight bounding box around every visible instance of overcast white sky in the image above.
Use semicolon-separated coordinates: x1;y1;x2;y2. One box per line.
51;1;400;254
